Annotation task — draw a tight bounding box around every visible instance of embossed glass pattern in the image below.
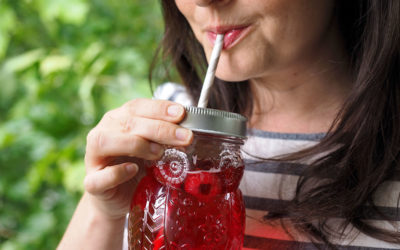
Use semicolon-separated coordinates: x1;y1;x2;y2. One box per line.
128;132;246;249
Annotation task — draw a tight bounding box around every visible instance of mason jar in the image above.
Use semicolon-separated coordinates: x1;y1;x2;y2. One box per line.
128;106;247;249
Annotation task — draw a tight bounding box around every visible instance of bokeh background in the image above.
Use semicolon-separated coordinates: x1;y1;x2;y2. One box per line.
0;0;167;249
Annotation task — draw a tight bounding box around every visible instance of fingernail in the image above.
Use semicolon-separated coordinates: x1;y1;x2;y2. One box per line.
126;163;138;174
176;128;191;141
167;105;183;117
150;142;163;155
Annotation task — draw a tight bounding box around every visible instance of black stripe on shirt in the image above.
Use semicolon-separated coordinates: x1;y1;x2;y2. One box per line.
243;196;400;221
244;160;306;176
244;235;396;250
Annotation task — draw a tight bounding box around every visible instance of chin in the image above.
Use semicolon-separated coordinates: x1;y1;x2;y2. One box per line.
215;68;250;83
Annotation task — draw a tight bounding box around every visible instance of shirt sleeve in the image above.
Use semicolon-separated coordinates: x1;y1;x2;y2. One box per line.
153;82;194;106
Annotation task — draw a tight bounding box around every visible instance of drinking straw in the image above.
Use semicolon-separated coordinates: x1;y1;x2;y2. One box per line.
197;34;224;108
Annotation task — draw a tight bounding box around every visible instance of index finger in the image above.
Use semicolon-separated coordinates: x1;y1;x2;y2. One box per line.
123;99;186;123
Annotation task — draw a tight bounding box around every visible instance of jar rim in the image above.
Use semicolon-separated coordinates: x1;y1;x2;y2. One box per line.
180;106;248;139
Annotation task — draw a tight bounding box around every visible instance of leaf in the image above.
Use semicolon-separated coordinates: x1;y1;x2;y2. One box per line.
18;211;56;243
0;128;16;149
1;241;21;250
63;161;85;193
40;54;72;76
0;4;17;31
0;68;17;110
0;31;10;59
79;74;97;124
0;4;17;59
79;42;104;68
7;180;30;201
2;49;45;73
35;0;89;25
58;0;89;25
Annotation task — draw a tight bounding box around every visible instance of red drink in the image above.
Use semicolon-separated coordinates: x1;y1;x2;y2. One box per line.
128;107;247;249
129;161;244;249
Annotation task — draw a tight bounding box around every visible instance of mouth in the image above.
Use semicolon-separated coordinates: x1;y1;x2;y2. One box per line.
206;24;252;50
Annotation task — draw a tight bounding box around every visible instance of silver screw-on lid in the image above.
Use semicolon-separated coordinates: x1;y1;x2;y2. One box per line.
180;106;247;138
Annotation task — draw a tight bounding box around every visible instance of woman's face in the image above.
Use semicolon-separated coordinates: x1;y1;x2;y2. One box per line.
175;0;338;82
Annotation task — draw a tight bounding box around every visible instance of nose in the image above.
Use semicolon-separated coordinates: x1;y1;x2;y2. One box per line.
194;0;230;7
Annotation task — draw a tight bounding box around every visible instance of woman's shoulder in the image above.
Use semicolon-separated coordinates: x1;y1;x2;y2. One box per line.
153;82;193;106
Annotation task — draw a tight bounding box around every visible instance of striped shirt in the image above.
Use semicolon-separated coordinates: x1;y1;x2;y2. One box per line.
240;130;400;250
123;83;400;250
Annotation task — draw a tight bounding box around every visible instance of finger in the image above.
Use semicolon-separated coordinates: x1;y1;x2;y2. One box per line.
129;117;193;146
108;112;193;143
84;163;139;195
122;99;186;123
86;129;165;164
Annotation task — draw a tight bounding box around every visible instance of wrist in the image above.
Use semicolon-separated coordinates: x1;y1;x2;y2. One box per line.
84;192;127;224
80;193;126;250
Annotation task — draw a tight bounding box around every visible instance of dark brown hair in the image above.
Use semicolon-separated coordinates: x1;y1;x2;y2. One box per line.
152;0;400;247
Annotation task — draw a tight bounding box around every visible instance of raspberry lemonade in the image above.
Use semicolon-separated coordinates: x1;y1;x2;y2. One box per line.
128;107;247;249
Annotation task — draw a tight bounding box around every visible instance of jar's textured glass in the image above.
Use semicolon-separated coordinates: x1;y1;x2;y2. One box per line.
128;132;245;249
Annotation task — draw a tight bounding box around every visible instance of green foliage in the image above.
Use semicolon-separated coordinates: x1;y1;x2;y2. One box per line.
0;0;164;248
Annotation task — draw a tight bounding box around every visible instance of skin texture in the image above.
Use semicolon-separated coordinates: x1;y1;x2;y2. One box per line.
176;0;352;133
58;100;193;250
58;1;353;249
82;99;193;219
176;0;337;81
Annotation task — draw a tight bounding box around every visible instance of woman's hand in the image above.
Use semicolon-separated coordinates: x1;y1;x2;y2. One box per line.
83;98;193;220
58;99;193;250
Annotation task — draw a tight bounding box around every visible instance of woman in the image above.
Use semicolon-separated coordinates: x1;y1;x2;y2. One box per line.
58;0;400;249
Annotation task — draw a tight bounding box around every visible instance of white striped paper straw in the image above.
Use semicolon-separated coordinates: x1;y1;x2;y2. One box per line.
197;34;224;108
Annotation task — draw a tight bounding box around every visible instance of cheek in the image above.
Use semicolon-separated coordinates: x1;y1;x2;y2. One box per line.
259;0;336;64
174;0;188;14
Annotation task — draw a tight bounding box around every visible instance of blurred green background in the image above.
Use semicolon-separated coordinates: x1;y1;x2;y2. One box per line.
0;0;165;249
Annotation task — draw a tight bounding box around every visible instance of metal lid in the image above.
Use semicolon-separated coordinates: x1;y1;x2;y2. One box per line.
180;106;247;138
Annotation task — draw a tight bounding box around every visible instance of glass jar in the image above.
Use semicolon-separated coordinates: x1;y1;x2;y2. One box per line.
128;107;247;249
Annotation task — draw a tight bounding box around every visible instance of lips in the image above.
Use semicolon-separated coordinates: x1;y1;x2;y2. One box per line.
206;25;251;49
